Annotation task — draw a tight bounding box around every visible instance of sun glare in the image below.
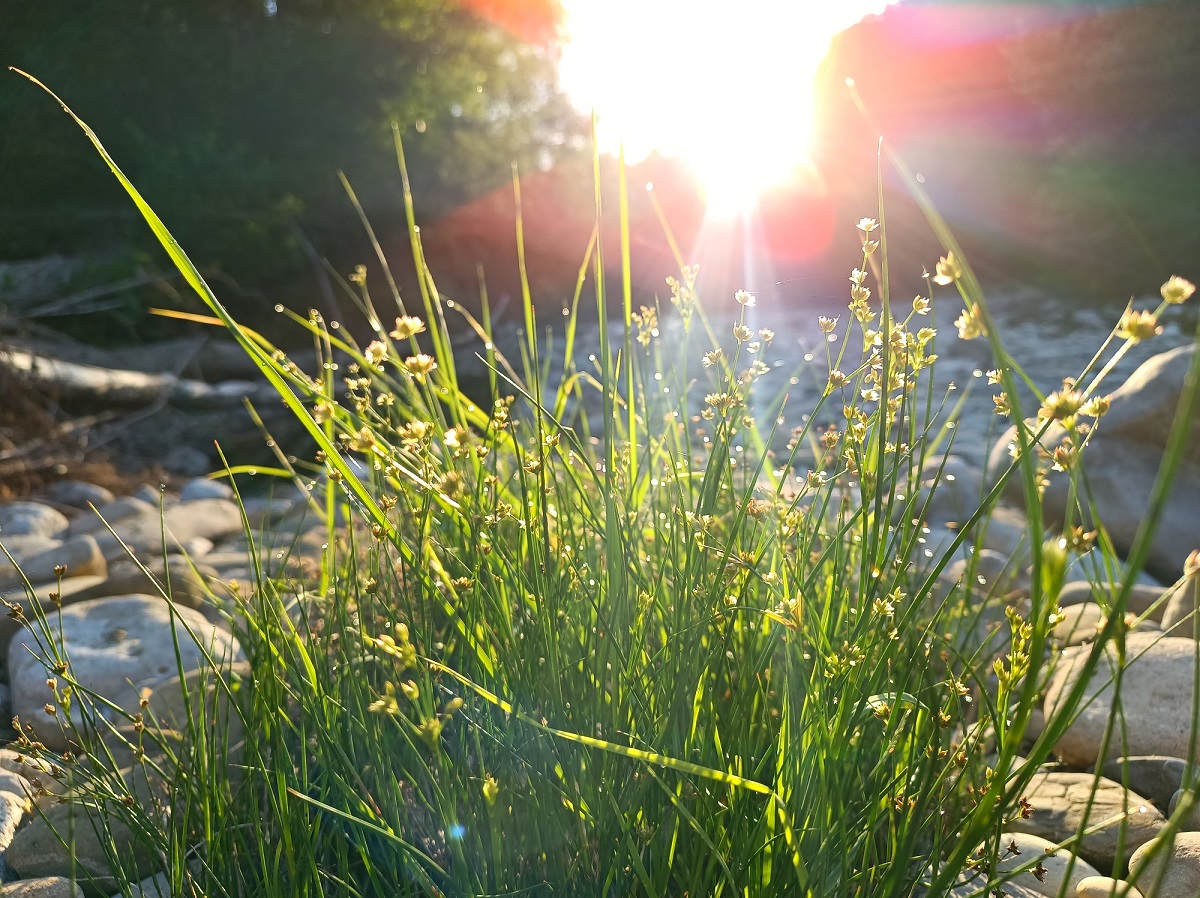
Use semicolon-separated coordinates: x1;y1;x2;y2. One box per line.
558;0;894;216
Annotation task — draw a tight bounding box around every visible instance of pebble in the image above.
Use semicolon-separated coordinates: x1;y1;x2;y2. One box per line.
8;594;242;751
1074;876;1143;898
1167;789;1200;829
66;497;156;538
1159;573;1199;640
1007;771;1165;870
108;872;171;898
1057;582;1169;621
0;878;83;898
0;536;106;590
0;792;27;853
0;506;67;541
1128;830;1200;897
1102;757;1198;813
68;556;216;611
1046;634;1200;766
994;831;1100;896
5;802;160;893
178;478;233;503
44;481;115;511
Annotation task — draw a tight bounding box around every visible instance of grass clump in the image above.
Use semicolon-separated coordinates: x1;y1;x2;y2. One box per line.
10;70;1200;898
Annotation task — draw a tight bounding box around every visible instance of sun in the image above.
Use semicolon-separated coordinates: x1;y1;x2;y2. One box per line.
558;0;893;216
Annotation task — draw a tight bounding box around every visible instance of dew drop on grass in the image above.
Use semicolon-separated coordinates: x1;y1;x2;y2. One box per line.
274;304;284;313
804;353;813;361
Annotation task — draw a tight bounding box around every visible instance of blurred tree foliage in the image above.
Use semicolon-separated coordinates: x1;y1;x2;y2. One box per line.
0;0;585;285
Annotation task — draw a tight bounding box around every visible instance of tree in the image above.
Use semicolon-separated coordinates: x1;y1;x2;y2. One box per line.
0;0;585;289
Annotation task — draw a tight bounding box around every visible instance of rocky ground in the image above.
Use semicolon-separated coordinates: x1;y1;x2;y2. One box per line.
0;279;1196;895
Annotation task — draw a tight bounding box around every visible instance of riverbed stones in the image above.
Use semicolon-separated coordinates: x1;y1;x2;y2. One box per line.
87;499;242;563
8;594;241;751
44;482;115;512
107;872;170;898
1057;582;1169;622
1045;634;1200;766
0;537;106;591
0;878;84;898
1159;568;1199;640
1074;876;1144;898
5;801;160;895
0;792;27;854
66;498;156;538
0;507;67;542
177;478;232;503
1102;757;1199;812
995;831;1101;896
1129;831;1200;897
989;346;1200;583
1007;771;1165;870
67;557;215;611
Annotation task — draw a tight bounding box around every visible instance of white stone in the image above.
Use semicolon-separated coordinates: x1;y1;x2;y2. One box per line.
1046;634;1200;766
8;594;241;751
178;478;233;503
1129;831;1200;897
0;504;68;540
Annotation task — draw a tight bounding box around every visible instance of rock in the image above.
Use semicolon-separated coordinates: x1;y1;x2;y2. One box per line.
162;446;210;477
995;831;1100;896
8;594;241;751
1102;757;1199;812
0;791;27;853
0;537;106;590
1008;771;1165;870
5;801;161;894
1129;830;1200;897
1167;789;1200;829
989;346;1200;583
66;498;156;538
88;501;243;564
45;482;115;512
0;771;33;808
236;496;296;530
177;538;212;559
129;486;162;507
1046;634;1200;766
1058;583;1169;622
68;557;216;611
0;576;109;665
978;505;1031;561
0;878;85;898
108;872;171;898
177;478;232;503
1159;572;1199;640
1053;604;1161;646
919;454;985;522
0;750;66;809
1054;604;1108;646
947;549;1028;601
1074;875;1144;898
0;537;61;566
0;505;68;540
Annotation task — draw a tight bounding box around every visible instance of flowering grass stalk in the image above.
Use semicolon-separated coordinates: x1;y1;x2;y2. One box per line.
11;68;1200;898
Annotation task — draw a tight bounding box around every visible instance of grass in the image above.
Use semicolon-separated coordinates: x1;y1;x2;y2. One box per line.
7;68;1200;898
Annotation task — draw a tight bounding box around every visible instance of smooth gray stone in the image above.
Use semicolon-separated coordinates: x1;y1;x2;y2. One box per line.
0;536;106;591
44;482;115;511
0;505;67;540
1102;756;1199;811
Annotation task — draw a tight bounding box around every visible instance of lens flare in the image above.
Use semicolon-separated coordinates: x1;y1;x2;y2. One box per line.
558;0;895;215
